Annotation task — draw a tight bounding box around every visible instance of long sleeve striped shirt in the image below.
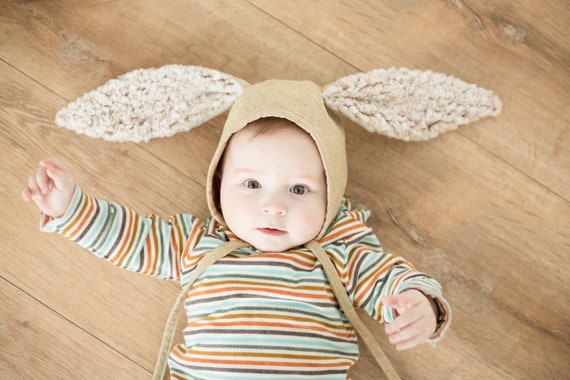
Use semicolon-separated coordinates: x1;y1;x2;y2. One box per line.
42;186;450;379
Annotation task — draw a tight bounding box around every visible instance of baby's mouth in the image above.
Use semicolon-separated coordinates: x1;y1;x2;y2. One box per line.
258;228;287;236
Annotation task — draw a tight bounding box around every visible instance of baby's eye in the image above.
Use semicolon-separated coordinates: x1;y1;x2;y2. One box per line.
244;180;261;189
291;184;308;195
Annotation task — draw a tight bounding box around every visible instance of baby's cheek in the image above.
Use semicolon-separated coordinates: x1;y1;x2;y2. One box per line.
300;210;326;238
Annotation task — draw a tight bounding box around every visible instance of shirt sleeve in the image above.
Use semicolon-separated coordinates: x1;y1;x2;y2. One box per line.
343;230;451;342
41;186;203;281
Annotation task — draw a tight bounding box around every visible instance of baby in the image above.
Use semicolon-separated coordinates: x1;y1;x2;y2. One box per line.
23;80;450;379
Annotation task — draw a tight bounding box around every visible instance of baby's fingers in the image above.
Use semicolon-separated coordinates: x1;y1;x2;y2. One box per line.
21;185;33;202
40;157;66;171
35;166;51;194
46;165;74;192
24;175;43;201
386;308;435;350
389;326;426;351
40;158;74;192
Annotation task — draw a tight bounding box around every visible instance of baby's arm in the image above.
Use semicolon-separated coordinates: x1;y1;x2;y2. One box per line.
341;226;451;350
22;158;76;218
382;290;439;351
23;158;204;281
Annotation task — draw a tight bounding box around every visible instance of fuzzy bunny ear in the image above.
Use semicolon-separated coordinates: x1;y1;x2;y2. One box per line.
55;65;246;143
323;67;502;141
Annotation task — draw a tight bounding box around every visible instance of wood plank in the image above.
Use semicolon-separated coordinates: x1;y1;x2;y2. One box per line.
349;310;512;380
0;278;151;378
0;58;193;371
0;0;357;188
1;1;569;379
343;122;570;379
0;0;354;99
250;0;570;200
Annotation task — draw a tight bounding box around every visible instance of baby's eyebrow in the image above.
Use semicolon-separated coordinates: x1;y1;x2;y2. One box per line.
293;172;319;181
231;168;261;176
229;168;323;184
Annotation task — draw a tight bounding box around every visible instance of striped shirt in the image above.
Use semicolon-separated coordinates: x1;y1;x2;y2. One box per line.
42;187;447;379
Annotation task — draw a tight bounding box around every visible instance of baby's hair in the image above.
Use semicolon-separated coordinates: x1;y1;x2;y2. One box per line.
245;117;302;138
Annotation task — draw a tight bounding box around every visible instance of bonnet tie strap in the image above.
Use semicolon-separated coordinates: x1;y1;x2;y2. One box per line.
153;239;249;380
305;240;400;380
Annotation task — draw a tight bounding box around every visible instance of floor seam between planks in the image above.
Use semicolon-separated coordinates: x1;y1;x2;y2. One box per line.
447;338;515;379
457;130;569;204
1;275;153;375
243;0;361;74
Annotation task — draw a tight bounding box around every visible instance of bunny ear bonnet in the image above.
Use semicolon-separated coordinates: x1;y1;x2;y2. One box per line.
323;67;502;141
54;65;499;380
55;64;502;236
55;65;246;143
55;65;501;143
205;79;348;239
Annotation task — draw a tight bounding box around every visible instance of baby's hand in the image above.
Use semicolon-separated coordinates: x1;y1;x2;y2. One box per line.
22;158;76;218
382;289;438;350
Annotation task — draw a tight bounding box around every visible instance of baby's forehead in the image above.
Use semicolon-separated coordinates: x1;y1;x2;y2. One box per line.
232;127;311;151
228;121;312;145
222;122;323;170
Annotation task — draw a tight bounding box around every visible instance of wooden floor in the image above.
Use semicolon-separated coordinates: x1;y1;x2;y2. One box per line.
1;1;569;379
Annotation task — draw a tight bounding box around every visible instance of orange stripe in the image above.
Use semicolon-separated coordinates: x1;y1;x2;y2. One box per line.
142;233;154;274
346;245;369;282
194;279;333;292
63;194;93;238
191;320;355;339
352;255;397;304
190;285;335;301
318;220;362;245
143;217;161;275
197;313;351;332
171;217;183;279
186;349;354;362
253;252;315;268
390;272;405;293
112;211;137;266
172;350;352;368
150;217;161;276
354;256;413;304
182;222;202;260
354;266;391;305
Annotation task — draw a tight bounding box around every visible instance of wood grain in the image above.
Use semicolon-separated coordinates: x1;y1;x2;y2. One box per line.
251;0;570;200
1;0;568;379
1;278;152;378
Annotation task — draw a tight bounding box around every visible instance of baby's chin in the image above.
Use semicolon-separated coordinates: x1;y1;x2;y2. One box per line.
228;230;283;252
232;229;318;253
244;237;302;253
250;242;299;253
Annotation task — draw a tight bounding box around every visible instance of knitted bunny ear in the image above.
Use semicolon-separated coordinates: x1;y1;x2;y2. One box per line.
55;65;246;143
323;67;502;141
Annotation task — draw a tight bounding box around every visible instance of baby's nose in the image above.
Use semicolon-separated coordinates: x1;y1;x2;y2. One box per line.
261;196;287;216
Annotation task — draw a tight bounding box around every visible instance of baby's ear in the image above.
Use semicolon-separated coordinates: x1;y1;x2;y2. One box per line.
55;65;247;143
323;68;502;141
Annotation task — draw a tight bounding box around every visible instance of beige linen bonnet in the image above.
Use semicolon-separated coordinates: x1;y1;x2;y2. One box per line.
205;79;348;239
52;64;501;380
54;66;502;238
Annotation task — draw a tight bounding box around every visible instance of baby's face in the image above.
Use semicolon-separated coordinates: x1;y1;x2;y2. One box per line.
219;126;326;252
